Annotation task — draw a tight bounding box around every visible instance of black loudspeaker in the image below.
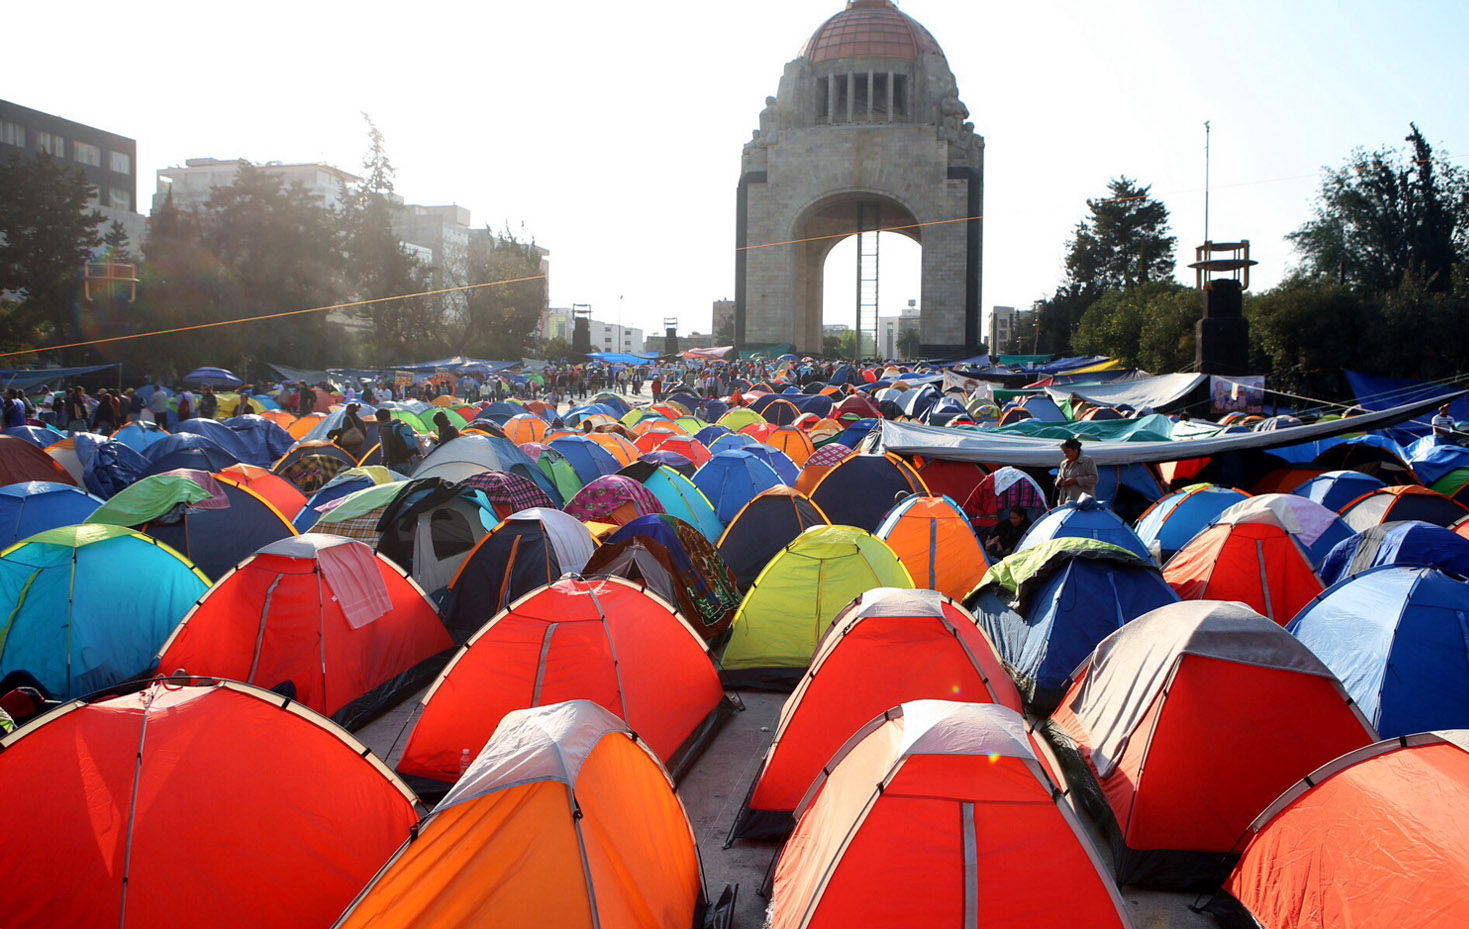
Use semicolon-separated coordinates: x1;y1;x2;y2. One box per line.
1195;279;1249;375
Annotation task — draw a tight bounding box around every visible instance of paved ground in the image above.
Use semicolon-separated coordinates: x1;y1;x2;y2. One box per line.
358;688;1219;928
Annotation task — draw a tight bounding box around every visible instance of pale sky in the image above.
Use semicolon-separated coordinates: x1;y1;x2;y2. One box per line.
8;0;1469;342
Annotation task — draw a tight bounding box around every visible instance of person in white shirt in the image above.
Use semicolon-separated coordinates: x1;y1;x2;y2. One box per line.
1433;404;1459;445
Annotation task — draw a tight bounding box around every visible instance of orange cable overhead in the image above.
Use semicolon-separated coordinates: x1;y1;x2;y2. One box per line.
0;275;548;360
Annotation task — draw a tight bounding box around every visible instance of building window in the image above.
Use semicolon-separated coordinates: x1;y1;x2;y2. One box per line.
817;78;830;121
893;74;909;118
74;141;101;167
109;150;131;174
108;188;131;210
0;120;24;146
854;72;870;120
872;73;890;119
833;75;849;121
35;131;63;157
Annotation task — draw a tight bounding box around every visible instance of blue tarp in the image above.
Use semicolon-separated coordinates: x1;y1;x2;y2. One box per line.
1346;370;1469;439
1290;565;1469;738
0;364;119;391
183;367;243;388
586;352;657;364
171;416;293;467
78;436;150;499
140;433;240;477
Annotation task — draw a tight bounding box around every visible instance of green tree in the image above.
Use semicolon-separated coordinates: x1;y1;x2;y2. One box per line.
456;227;548;359
101;221;133;264
1290;124;1469;294
0;153;104;353
897;327;921;359
1033;178;1176;352
715;314;735;344
1245;278;1379;399
1073;282;1198;372
340;117;436;364
539;336;573;361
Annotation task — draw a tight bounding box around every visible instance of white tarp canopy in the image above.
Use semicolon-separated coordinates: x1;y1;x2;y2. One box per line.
876;392;1461;467
1044;373;1207;411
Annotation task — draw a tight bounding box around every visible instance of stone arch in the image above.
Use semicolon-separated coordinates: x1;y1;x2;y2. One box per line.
788;190;922;354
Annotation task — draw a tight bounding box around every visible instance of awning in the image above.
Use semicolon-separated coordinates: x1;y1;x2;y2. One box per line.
0;364;119;390
876;392;1462;467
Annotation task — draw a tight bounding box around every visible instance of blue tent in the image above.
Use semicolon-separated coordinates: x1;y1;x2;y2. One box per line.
0;482;103;548
693;451;784;524
546;435;622;485
695;424;732;447
1294;470;1387;514
634;465;724;542
111;421;172;454
966;538;1179;713
2;426;65;450
171;415;293;467
1018;498;1151;560
809;453;926;532
709;432;758;453
1318;520;1469;585
1290;565;1469;738
0;525;209;699
1134;484;1250;561
140;432;240;477
1091;463;1165;512
742;444;798;485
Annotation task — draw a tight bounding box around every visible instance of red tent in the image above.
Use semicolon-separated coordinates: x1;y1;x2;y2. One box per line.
1048;600;1376;889
770;701;1129;929
1162;521;1323;623
0;435;75;486
1219;731;1469;929
730;588;1020;840
0;679;417;928
156;534;454;728
395;576;731;795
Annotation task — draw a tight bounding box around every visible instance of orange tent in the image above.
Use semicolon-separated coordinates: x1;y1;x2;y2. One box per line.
286;412;326;439
730;588;1021;840
336;701;708;929
1049;600;1376;889
764;426;815;468
1219;731;1469;929
651;434;712;467
1163;521;1323;623
501;413;549;445
584;430;639;466
875;494;989;599
261;408;300;432
0;679;418;929
770;701;1130;929
0;435;75;485
633;425;680;453
1340;484;1469;531
218;462;308;522
395;576;731;794
156;534;454;728
740;422;782;443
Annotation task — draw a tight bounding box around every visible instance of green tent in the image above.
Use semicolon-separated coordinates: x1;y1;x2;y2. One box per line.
86;474;213;527
720;524;912;686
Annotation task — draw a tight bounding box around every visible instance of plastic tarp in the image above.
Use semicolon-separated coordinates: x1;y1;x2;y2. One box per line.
1318;521;1469;585
1044;373;1206;411
877;392;1459;466
0;364;118;391
1346;369;1469;436
171;416;293;467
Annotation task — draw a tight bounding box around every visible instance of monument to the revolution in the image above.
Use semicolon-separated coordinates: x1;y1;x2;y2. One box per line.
735;0;984;356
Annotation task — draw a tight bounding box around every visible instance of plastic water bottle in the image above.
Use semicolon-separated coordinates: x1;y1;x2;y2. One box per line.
458;748;471;775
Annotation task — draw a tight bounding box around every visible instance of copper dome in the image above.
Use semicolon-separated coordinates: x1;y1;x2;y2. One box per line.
800;0;945;64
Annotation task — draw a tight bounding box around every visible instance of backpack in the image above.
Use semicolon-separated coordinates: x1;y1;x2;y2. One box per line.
382;420;414;462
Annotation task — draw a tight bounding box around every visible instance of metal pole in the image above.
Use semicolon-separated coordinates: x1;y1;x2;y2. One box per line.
1203;120;1212;244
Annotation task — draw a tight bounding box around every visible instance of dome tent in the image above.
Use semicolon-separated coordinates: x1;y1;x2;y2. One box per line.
1133;483;1250;562
1289;566;1469;738
1293;468;1387;513
968;538;1179;714
396;576;732;797
1340;484;1469;531
1163;520;1323;624
156;534;455;729
1046;600;1376;890
1017;497;1150;560
0;481;103;548
336;701;721;929
717;486;829;590
1317;519;1469;585
1210;492;1354;568
729;588;1022;840
808;453;927;532
874;494;989;599
693;450;785;524
1213;731;1469;929
768;701;1130;929
0;678;418;929
584;514;741;644
0;525;209;700
438;507;596;643
720;524;913;688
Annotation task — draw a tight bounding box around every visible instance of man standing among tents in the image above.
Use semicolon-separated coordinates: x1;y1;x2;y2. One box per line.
1056;437;1098;505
